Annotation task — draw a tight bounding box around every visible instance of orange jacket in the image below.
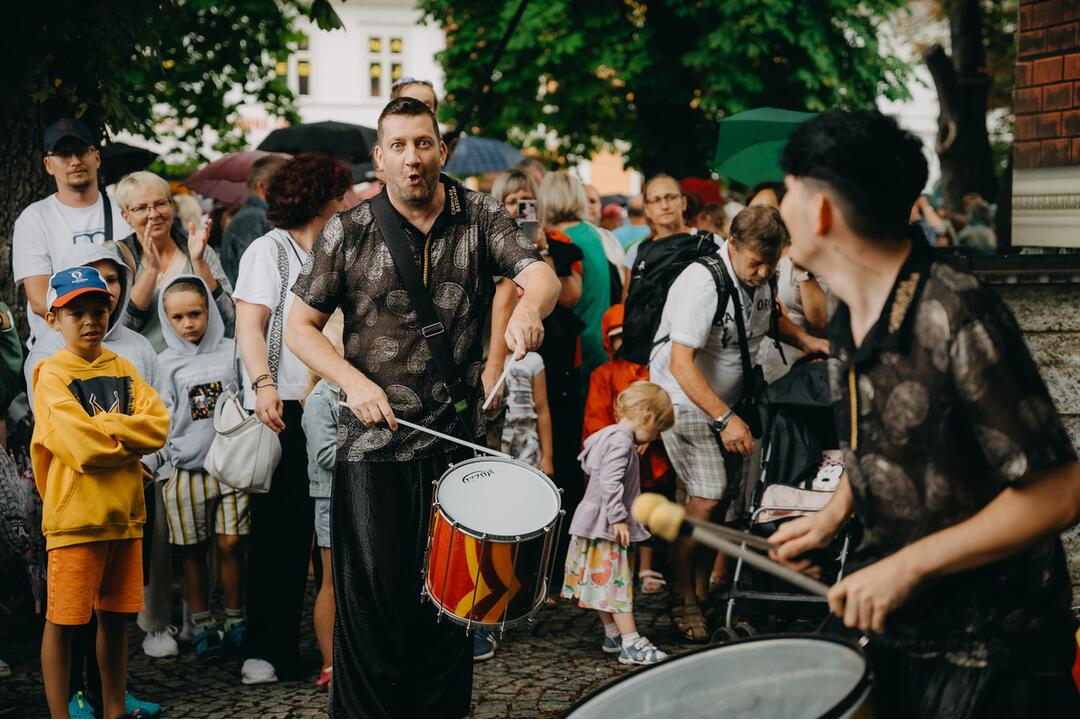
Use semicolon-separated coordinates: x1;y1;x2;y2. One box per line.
583;305;672;488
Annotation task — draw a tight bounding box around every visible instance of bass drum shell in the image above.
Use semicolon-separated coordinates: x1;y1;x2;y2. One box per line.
566;635;872;719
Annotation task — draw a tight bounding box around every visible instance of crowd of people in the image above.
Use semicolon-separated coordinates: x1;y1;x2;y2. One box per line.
0;77;1077;720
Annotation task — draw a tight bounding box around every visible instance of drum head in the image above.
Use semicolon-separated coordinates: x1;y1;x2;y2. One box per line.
567;636;869;719
436;457;560;538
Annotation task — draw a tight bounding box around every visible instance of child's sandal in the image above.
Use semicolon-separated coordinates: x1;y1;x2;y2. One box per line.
639;569;667;594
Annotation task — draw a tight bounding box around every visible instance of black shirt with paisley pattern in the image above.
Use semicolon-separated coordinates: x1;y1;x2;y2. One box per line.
291;175;542;463
828;238;1077;672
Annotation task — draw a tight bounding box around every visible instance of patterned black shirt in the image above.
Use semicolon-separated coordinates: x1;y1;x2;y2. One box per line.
292;175;541;462
828;238;1077;672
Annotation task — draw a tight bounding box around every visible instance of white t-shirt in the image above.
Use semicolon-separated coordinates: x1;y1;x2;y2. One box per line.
233;229;310;408
503;351;545;422
12;192;132;344
649;240;773;408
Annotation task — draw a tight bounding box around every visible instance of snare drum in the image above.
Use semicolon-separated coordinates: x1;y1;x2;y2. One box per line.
567;635;872;718
424;457;563;630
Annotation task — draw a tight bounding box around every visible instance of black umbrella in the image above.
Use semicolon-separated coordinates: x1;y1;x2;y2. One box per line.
257;121;376;164
100;142;159;185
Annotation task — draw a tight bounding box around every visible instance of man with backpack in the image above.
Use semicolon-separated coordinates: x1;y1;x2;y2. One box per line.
643;204;827;642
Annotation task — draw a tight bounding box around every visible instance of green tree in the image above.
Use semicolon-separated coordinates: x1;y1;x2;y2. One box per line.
1;0;340;333
420;0;911;177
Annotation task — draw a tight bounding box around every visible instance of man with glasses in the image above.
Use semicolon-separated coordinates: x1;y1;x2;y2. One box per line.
13;118;132;346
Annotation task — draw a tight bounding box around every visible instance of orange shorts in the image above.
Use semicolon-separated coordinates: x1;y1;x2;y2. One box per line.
46;539;143;625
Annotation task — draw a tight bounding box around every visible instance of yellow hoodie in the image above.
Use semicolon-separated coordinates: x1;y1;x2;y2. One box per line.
31;347;170;550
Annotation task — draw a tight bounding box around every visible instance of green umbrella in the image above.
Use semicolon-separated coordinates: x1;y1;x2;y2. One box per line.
711;107;817;188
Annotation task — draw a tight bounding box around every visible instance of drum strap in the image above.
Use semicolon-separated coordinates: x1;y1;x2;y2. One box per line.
371;189;475;441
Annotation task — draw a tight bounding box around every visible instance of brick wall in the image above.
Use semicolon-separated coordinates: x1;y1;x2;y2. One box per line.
1015;0;1080;169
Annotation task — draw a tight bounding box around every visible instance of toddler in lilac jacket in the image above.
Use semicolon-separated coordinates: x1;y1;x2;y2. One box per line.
561;381;675;666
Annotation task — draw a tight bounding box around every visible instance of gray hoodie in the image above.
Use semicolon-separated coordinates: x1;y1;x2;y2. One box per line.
153;274;236;477
24;242;160;408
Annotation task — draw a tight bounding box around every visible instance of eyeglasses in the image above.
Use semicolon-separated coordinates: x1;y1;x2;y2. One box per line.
127;199;172;217
645;193;682;206
48;145;94;160
392;76;433;89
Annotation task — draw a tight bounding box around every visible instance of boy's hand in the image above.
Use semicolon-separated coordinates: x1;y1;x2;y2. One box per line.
613;522;631;546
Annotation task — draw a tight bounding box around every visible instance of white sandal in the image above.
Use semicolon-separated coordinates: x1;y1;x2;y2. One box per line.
638;569;667;594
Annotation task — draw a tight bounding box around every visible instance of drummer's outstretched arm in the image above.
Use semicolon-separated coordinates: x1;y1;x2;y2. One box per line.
505;261;559;359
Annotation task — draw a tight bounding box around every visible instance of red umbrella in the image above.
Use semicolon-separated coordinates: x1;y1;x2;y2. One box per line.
184;150;290;204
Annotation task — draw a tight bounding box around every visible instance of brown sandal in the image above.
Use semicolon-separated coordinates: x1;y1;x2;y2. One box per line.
671;595;709;643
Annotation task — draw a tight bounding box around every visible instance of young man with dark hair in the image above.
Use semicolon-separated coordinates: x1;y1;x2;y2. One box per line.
286;96;560;717
772;109;1080;716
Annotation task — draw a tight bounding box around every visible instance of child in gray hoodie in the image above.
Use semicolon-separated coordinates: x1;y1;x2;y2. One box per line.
155;274;248;663
562;381;675;666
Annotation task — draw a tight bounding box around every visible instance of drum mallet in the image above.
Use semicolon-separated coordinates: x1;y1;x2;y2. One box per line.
631;493;830;597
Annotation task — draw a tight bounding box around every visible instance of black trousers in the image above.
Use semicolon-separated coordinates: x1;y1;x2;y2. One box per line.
242;401;313;677
546;366;583;592
330;448;473;718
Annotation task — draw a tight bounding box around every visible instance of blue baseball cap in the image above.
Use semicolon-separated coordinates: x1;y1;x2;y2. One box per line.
43;118;97;154
47;266;113;309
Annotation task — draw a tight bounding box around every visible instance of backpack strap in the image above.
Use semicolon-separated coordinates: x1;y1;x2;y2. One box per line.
700;255;754;381
102;192;114;242
371;189;474;439
648;254;732;363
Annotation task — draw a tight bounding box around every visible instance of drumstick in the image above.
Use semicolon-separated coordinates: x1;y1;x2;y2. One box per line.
632;494;830;597
337;402;512;459
631;493;776;551
482;361;514;410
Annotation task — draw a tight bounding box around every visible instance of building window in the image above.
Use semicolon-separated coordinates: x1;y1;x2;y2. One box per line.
390;37;403;54
391;63;403;83
369;62;382;98
298;34;310;51
298;60;311;96
369;37;382;54
274;60;288;78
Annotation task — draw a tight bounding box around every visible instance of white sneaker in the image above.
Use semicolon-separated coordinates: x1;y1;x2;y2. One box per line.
177;612;195;643
142;626;179;658
241;658;278;685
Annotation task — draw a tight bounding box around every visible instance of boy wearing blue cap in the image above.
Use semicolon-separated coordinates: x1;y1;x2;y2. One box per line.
30;266;169;719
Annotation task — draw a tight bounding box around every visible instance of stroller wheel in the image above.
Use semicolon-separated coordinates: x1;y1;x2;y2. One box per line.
710;626;740;645
734;621;757;638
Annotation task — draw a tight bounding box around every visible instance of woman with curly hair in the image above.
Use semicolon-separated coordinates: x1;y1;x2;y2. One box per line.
233;153;352;685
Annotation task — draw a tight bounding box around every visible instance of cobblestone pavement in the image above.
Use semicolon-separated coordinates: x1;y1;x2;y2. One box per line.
1;582;704;718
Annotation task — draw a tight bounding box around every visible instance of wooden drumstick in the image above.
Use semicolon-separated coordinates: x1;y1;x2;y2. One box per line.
337;402;512;459
482;361;514;410
631;494;830;597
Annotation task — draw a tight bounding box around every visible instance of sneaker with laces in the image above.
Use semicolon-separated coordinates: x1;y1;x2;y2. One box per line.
141;627;179;658
241;658;278;685
222;620;246;653
472;630;497;662
124;691;161;718
68;691;96;719
194;627;225;664
618;636;667;666
601;635;622;654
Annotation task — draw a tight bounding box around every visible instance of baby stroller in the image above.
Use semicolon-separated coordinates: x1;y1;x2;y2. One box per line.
714;356;855;642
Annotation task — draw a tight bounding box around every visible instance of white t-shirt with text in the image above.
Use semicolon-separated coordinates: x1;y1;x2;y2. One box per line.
649;240;773;409
13;192;132;344
233;229;310;409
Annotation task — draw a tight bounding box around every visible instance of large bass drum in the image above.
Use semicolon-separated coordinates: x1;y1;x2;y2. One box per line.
424;457;563;630
567;635;872;718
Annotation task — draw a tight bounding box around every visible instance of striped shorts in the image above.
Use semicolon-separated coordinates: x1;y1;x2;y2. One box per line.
162;468;251;546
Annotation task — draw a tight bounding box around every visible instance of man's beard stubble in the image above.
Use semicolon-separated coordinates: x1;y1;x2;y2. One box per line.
396;167;440;208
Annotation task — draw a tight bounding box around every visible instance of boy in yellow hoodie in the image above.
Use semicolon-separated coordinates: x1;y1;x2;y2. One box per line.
30;266;169;719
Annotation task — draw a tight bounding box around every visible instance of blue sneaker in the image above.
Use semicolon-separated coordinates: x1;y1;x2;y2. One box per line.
69;691;95;719
223;620;246;654
472;630;496;662
194;626;225;664
601;635;622;654
124;691;161;718
617;635;668;666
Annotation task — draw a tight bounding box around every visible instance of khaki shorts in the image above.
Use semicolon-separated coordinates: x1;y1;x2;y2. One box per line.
661;404;729;501
47;539;143;625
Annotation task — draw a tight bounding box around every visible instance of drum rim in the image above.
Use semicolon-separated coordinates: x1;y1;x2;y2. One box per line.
564;632;872;719
434;456;562;541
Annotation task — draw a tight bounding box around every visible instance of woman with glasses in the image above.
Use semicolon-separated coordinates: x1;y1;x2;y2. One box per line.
116;171;235;353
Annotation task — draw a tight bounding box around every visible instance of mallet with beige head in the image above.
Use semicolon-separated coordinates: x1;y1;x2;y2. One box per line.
631;493;830;597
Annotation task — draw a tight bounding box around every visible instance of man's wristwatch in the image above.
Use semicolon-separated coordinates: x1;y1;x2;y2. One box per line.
711;410;735;432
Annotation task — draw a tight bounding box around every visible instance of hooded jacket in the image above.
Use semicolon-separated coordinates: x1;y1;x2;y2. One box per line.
30;347;169;550
154;274;236;475
24;242;160;408
583;304;672;487
569;424;649;543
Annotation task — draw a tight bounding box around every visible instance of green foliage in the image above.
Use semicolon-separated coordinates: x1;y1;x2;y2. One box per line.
420;0;912;175
7;0;315;162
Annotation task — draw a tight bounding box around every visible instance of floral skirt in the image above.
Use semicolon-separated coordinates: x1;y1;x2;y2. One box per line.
561;535;634;613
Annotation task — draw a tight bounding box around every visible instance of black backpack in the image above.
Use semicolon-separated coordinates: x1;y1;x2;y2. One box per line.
618;231;722;365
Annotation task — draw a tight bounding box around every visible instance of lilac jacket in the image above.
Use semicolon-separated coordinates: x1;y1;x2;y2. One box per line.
568;424;650;543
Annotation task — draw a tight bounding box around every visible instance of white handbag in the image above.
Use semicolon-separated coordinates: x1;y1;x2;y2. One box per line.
205;237;289;493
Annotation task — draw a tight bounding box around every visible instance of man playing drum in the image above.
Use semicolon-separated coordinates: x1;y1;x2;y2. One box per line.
771;109;1080;716
286;97;560;717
